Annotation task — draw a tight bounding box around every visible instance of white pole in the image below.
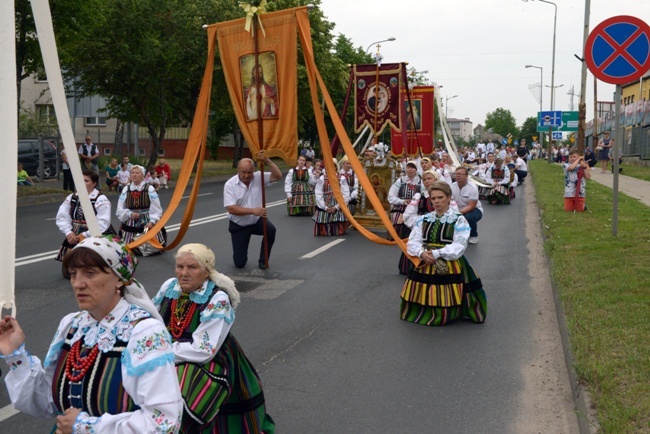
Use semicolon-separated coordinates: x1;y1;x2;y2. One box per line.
1;0;18;316
30;0;101;235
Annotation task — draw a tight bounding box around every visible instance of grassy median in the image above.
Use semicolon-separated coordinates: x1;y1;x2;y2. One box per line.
528;160;650;433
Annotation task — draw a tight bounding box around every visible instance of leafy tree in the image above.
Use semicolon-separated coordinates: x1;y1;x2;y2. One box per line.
15;0;43;131
53;0;234;168
484;107;519;139
519;116;538;147
18;103;58;138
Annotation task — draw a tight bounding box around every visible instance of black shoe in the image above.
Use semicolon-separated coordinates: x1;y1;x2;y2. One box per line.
258;261;267;270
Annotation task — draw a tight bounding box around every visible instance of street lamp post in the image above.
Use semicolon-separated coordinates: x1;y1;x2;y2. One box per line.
365;37;396;54
523;0;557;163
445;94;458;118
545;84;564;108
525;64;544;153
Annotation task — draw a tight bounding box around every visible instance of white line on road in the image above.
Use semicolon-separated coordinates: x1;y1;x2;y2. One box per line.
0;404;19;423
300;239;346;259
180;192;213;200
16;200;286;267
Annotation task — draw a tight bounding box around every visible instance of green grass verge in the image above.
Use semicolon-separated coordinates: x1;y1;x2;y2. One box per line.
529;160;650;433
620;162;650;182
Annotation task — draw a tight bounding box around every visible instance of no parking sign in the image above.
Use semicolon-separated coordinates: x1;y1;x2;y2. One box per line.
585;16;650;84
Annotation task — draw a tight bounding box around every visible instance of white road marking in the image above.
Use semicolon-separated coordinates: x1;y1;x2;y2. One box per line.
180;192;213;200
17;200;286;267
0;404;19;423
300;239;346;259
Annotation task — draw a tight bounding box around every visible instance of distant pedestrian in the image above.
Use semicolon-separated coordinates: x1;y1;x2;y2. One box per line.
597;131;613;173
78;135;99;173
61;148;75;191
17;162;34;186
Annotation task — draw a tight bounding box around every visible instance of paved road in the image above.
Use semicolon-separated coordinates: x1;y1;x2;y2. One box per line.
2;177;580;433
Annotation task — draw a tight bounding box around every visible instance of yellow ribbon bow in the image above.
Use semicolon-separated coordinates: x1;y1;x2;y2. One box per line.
239;0;267;37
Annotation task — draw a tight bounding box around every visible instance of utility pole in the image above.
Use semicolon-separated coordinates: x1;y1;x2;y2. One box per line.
567;85;578;111
577;0;591;155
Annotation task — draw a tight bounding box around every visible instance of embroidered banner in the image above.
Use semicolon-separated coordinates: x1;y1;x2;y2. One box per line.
215;9;298;165
353;63;403;135
391;86;435;156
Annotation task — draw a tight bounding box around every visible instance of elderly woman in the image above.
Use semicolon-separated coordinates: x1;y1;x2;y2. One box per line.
284;155;315;216
401;181;487;326
117;165;166;247
153;244;275;433
55;170;116;276
0;236;183;433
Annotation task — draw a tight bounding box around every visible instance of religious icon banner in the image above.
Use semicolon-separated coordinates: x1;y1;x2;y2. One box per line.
353;63;403;135
390;86;435;156
215;9;298;164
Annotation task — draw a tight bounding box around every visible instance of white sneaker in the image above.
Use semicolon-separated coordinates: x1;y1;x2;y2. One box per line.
468;236;479;244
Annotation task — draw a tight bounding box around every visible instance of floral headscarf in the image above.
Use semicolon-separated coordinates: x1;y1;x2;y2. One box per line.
73;235;163;321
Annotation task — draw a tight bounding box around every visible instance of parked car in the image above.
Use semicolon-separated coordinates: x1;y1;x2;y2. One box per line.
18;139;58;179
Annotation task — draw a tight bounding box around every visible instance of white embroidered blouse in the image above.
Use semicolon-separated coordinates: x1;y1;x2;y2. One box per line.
1;298;182;433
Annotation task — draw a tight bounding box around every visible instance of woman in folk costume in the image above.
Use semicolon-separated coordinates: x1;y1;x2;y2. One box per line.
485;158;512;205
401;181;487;326
153;244;275;434
283;155;315;216
339;157;359;215
117;165;167;246
312;160;351;236
388;161;424;274
0;236;183;433
55;170;116;276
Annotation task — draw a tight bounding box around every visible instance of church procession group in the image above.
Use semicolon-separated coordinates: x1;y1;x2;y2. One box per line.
282;138;532;328
0;138;531;434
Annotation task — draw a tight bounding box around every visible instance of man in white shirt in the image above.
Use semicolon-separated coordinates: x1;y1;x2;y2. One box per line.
78;135;99;173
514;154;528;183
224;152;282;269
451;166;483;244
486;140;495;154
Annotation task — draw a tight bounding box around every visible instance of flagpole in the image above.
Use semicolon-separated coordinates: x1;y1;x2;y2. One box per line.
253;16;269;269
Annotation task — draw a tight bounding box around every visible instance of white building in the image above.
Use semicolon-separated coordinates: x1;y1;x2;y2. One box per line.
446;117;473;141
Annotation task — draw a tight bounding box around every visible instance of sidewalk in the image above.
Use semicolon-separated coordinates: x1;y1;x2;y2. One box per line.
587;168;650;207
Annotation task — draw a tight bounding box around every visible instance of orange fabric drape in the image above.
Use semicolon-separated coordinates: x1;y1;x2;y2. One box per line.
215;9;298;166
128;27;217;251
296;9;418;266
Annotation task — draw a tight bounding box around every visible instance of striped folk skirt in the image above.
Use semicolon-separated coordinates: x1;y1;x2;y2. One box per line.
287;181;315;216
400;256;487;326
312;207;349;236
486;184;511;205
179;334;275;434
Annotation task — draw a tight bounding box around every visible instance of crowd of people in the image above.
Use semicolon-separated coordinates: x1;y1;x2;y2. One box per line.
4;134;602;431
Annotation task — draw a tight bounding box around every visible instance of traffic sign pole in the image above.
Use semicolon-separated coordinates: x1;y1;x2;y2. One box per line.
612;85;621;237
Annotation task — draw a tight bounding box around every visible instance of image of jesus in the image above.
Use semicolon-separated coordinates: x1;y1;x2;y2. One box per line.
244;63;279;121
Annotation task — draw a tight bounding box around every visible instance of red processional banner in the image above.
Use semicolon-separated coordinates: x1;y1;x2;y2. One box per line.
353;63;403;135
390;86;435;156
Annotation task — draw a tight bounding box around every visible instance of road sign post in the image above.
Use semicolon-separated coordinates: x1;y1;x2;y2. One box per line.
585;15;650;237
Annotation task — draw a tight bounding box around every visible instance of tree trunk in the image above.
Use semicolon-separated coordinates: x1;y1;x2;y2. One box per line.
113;119;124;158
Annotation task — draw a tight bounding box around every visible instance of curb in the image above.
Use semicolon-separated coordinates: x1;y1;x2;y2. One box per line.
531;177;600;434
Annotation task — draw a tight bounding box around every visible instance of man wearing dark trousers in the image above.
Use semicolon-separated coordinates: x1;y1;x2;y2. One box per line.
224;152;282;269
451;166;483;244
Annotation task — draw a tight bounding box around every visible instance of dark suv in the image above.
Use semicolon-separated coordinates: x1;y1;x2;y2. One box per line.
18;139;58;179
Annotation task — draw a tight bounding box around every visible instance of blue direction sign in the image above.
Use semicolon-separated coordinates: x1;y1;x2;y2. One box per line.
538;111;562;128
585;15;650;85
552;131;563;140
